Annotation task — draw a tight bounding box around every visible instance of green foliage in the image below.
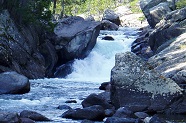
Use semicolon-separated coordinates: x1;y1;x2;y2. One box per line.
20;0;51;23
176;0;186;9
128;0;142;13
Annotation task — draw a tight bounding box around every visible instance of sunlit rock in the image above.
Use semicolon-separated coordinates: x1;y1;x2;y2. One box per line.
140;0;168;27
102;9;121;26
54;16;101;63
110;52;183;112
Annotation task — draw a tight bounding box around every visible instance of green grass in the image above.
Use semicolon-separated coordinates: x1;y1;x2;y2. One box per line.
176;0;186;9
129;0;142;13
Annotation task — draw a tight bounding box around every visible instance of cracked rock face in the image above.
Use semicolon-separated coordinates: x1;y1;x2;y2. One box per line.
110;52;183;112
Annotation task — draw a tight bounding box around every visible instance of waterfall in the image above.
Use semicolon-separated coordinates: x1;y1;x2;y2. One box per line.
66;27;139;82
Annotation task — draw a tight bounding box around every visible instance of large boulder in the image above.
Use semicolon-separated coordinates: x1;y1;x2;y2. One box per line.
0;71;30;94
149;2;171;28
102;9;121;26
148;32;186;86
110;52;183;113
54;16;101;63
139;0;168;28
148;7;186;52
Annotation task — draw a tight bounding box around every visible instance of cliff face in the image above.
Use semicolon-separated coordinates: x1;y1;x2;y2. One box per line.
0;0;101;79
0;9;56;79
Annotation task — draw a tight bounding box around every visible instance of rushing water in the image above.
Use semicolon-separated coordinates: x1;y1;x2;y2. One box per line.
0;27;139;122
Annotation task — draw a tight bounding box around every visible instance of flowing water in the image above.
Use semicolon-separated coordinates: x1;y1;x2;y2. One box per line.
0;27;138;122
0;27;185;123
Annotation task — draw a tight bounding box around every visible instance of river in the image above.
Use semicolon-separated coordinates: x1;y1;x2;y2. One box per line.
0;27;139;122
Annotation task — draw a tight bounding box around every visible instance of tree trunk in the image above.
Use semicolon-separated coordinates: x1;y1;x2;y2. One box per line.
53;0;57;14
60;0;64;18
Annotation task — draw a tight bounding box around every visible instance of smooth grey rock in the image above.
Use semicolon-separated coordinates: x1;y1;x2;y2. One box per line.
20;110;50;121
20;118;36;123
62;105;105;121
134;112;149;119
0;112;20;123
101;20;119;31
102;9;121;26
0;71;30;94
82;93;113;110
113;107;133;118
110;52;183;112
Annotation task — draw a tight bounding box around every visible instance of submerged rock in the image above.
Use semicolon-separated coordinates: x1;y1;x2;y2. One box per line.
110;52;183;112
0;71;30;94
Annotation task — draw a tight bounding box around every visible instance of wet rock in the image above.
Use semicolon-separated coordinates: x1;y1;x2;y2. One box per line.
101;20;119;31
99;82;111;91
20;118;36;123
105;109;115;117
54;16;101;63
62;105;105;121
149;115;166;123
110;52;183;112
81;119;95;123
57;105;72;110
54;60;74;78
98;92;111;103
65;100;77;103
104;117;137;123
0;71;30;94
20;110;50;121
113;107;133;118
102;9;121;26
82;93;113;110
0;112;20;123
102;36;114;41
134;112;149;119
